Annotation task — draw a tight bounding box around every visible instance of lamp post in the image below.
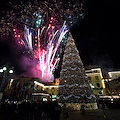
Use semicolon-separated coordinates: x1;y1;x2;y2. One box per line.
0;67;7;91
9;70;14;74
0;66;14;92
0;69;3;73
3;67;7;71
0;65;14;101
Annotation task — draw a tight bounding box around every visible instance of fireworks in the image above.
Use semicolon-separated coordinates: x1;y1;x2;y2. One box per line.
0;0;85;82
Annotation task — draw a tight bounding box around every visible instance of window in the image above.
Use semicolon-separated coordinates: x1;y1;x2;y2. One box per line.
86;71;92;74
52;87;54;91
95;76;99;81
94;70;98;73
41;87;43;90
98;91;102;95
96;83;100;88
88;77;91;81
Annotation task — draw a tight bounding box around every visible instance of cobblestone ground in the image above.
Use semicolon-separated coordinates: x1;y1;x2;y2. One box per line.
61;109;120;120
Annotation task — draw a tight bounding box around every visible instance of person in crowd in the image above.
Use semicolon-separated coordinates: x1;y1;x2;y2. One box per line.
61;103;69;120
51;100;62;120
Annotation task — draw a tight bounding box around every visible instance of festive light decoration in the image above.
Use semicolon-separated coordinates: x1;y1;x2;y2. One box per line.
14;20;68;82
57;33;96;103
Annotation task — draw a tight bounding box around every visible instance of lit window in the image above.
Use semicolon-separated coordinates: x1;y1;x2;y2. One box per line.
90;83;95;89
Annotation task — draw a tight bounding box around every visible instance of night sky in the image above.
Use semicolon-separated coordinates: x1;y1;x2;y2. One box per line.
71;0;120;73
0;0;120;77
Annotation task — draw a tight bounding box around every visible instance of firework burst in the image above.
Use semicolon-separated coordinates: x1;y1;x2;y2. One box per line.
0;0;84;82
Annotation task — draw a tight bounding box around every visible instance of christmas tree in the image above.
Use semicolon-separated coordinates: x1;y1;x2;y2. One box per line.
57;32;96;103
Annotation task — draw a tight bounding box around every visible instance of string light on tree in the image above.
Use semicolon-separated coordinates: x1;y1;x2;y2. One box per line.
57;33;96;103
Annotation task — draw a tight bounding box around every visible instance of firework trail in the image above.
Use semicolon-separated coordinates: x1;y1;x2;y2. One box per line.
0;0;84;82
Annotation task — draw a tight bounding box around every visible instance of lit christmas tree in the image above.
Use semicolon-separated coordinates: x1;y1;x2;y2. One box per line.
57;32;96;103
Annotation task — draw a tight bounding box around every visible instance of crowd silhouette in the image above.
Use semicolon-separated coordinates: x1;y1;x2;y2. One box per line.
0;100;63;120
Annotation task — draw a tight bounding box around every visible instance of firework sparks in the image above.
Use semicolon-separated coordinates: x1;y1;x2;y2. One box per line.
0;0;85;82
23;20;68;81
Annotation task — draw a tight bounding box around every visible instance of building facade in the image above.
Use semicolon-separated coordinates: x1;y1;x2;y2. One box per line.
5;77;59;101
5;68;120;101
85;67;106;98
108;71;120;80
104;71;120;96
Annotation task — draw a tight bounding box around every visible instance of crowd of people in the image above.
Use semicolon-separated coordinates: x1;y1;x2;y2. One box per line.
98;98;120;109
0;100;69;120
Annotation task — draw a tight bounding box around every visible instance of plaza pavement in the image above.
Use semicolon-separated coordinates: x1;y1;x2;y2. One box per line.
62;109;120;120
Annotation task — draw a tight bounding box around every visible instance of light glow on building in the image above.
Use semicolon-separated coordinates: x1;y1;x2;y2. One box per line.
34;81;58;89
108;71;120;79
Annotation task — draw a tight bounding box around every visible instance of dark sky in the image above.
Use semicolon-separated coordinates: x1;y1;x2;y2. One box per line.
71;0;120;72
0;0;120;76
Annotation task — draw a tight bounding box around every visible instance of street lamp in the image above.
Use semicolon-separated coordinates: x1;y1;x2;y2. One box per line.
0;65;15;101
0;69;3;73
0;66;14;92
0;67;7;73
9;70;14;74
3;67;7;71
